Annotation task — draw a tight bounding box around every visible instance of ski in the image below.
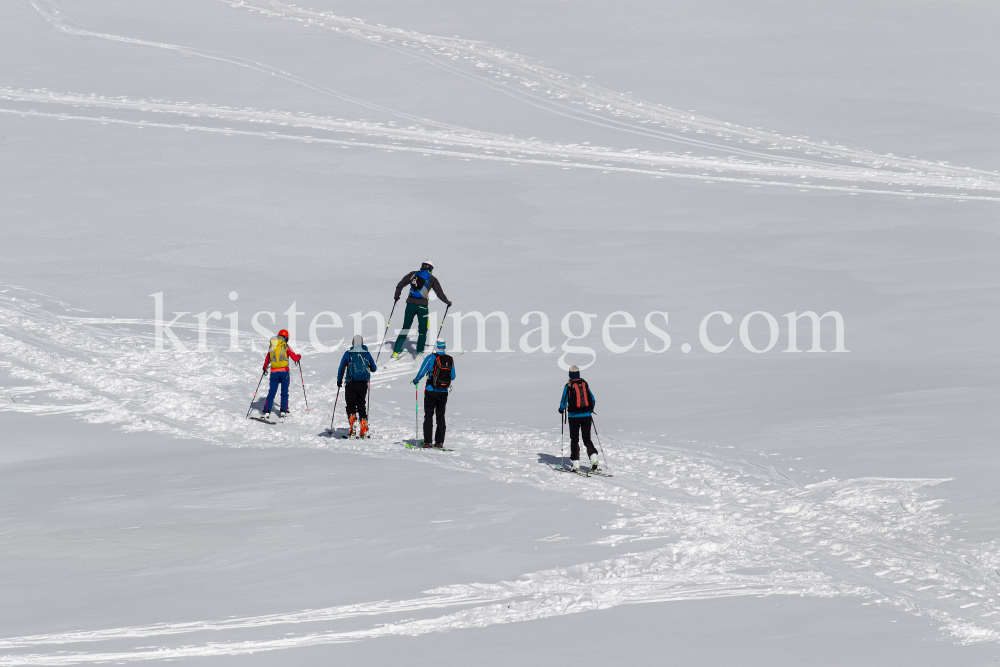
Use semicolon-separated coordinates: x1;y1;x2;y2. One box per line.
249;416;275;425
553;465;613;478
405;443;454;451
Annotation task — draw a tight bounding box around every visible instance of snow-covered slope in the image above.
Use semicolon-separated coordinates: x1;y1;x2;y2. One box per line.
2;0;1000;664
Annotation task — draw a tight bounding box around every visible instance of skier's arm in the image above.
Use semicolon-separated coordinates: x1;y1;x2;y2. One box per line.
394;272;415;301
430;276;451;306
365;351;377;373
412;355;432;385
559;386;568;413
262;351;270;371
337;352;349;385
588;388;595;412
287;347;301;364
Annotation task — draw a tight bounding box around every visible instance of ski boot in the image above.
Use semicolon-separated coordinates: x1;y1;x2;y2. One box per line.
261;411;273;422
348;414;357;438
590;454;600;472
279;410;288;419
391;350;408;361
359;419;369;439
570;459;581;471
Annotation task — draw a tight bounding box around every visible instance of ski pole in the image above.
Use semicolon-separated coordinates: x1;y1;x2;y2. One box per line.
327;384;341;434
297;362;309;411
591;417;610;471
560;409;566;470
375;299;399;365
245;368;267;419
435;303;450;341
366;380;371;436
415;383;419;446
365;348;376;434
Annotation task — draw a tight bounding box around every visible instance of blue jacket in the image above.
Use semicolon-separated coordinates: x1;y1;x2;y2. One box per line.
559;381;595;418
338;346;376;384
413;352;456;392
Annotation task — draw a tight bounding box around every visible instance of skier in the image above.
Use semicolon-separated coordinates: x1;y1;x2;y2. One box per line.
261;329;301;420
412;338;455;448
391;261;452;360
337;334;377;438
558;365;600;471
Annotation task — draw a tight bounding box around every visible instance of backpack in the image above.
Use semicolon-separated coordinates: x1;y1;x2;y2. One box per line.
566;378;592;411
409;269;432;300
268;337;289;369
430;353;454;390
346;350;370;382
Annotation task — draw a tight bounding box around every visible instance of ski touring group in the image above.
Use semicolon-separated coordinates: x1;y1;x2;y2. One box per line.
246;261;609;475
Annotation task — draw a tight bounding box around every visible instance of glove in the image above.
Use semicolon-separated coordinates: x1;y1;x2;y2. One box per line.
294;360;300;367
394;295;400;302
558;408;564;414
413;379;419;386
337;381;342;388
447;301;453;308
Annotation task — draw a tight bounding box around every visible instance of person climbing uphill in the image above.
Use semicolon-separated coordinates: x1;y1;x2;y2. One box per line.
261;329;301;421
391;261;452;360
412;338;455;448
337;334;377;438
559;365;599;471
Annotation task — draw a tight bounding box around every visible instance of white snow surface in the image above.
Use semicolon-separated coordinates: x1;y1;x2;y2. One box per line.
3;0;1000;664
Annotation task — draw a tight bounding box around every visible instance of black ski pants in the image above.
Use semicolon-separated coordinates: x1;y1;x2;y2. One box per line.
569;416;598;461
423;391;448;445
345;381;368;419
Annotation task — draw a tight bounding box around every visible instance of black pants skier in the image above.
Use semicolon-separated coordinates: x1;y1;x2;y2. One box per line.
569;416;598;461
423;391;448;446
345;381;368;419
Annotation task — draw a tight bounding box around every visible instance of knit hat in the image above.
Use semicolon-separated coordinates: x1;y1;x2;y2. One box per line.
436;338;447;351
352;334;364;349
568;365;580;380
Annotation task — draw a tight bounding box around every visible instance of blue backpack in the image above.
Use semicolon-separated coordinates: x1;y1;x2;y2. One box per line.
409;269;432;299
346;350;371;382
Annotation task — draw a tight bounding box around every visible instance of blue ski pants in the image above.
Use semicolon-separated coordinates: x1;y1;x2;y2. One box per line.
264;370;290;412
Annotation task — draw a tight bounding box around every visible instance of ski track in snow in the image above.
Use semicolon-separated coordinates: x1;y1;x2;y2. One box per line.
3;289;1000;663
5;0;999;201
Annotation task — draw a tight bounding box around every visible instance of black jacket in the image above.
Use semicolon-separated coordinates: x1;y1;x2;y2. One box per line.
394;271;451;306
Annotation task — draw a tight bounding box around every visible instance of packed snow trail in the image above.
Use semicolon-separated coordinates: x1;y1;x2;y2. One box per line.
7;2;1000;200
3;288;1000;664
223;0;995;178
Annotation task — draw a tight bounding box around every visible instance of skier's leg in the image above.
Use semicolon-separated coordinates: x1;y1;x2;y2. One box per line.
355;382;368;420
345;383;359;418
568;417;582;462
279;372;290;412
263;372;279;413
582;417;598;458
393;304;417;354
414;305;429;353
422;391;435;445
434;393;448;445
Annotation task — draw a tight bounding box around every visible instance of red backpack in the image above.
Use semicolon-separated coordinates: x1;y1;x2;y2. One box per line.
566;378;592;411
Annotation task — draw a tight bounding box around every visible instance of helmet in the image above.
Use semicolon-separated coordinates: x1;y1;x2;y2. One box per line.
421;260;434;270
278;329;290;339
